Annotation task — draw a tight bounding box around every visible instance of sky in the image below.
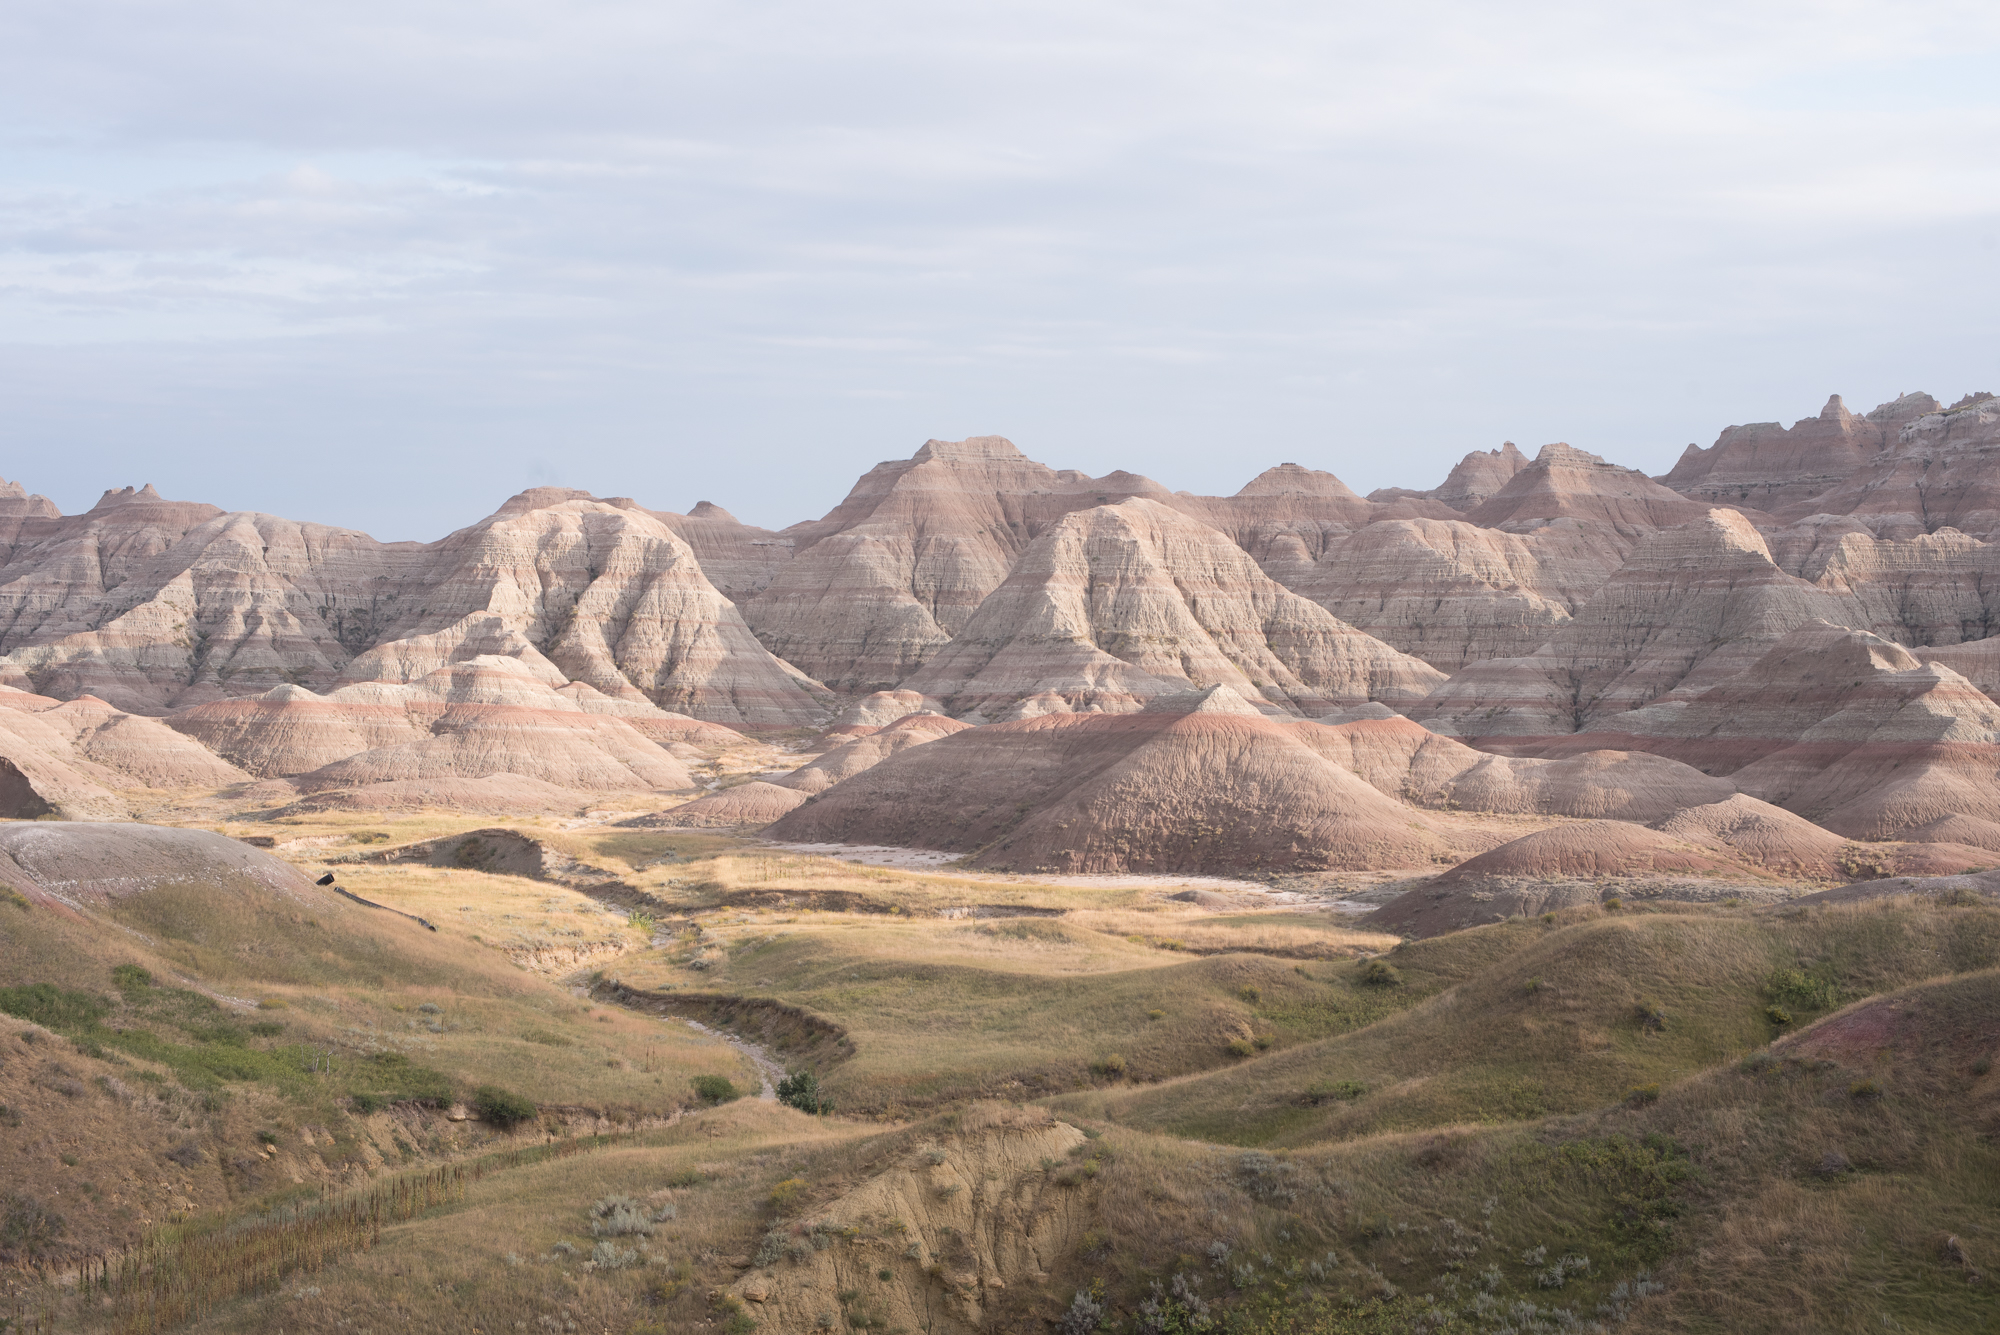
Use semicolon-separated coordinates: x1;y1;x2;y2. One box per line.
2;1;1998;541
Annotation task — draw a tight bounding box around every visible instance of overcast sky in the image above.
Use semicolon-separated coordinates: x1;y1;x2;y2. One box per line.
2;2;1997;539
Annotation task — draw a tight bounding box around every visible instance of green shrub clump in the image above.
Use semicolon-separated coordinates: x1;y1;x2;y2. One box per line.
473;1085;538;1126
1359;960;1402;988
692;1074;741;1105
776;1069;832;1115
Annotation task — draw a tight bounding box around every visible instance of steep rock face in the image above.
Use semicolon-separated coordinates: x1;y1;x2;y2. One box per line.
1162;463;1458;575
0;485;825;728
900;499;1446;720
648;501;795;605
743;437;1173;691
769;686;1468;874
0;478;62;550
335;492;828;729
0;684;247;818
178;656;697;794
1280;519;1617;669
1463;443;1728;541
1365;443;1530;511
1411;510;1868;740
1772;523;2000;649
1807;393;2000;539
1660;393;1936;515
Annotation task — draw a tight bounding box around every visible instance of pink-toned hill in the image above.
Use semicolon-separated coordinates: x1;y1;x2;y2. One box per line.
775;712;972;794
768;687;1473;874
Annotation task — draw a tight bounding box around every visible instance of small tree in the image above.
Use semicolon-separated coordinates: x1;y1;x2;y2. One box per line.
776;1068;832;1115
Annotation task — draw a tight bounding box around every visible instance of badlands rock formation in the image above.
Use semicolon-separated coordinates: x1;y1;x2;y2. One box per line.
0;483;825;729
174;656;699;799
769;687;1467;873
902;499;1447;720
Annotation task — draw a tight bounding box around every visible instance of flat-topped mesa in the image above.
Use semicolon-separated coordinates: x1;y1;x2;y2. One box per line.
1661;391;1943;519
900;497;1446;721
1462;442;1724;542
741;436;1176;692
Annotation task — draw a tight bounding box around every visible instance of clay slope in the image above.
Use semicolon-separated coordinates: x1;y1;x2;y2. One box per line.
1463;442;1730;541
768;686;1470;874
776;711;972;794
175;656;697;797
0;484;826;728
0;685;246;819
1411;509;1869;740
0;821;324;913
1297;713;1734;822
742;437;1176;691
902;498;1446;720
1507;621;2000;841
648;500;795;605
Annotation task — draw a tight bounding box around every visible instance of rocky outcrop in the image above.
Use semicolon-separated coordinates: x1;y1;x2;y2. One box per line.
769;686;1474;874
649;501;795;605
729;1112;1091;1334
1463;443;1729;541
1411;510;1868;740
742;437;1176;691
1366;443;1529;511
901;499;1446;720
0;485;827;729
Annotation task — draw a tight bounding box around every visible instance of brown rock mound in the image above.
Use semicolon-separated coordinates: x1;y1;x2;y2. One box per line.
1652;794;1848;879
768;686;1466;874
1429;821;1745;884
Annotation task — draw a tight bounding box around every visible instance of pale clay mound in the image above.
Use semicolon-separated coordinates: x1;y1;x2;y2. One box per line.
728;1113;1090;1333
775;712;972;794
0;685;249;820
0;821;329;914
641;781;811;828
177;657;700;796
268;773;604;817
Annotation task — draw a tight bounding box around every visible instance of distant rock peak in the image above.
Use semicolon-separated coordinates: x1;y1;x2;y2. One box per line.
1232;463;1360;499
911;435;1026;463
687;500;739;521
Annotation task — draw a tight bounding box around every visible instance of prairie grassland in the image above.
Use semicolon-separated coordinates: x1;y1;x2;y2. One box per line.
1075;900;2000;1147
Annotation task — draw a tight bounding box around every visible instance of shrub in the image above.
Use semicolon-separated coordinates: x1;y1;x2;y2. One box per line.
1850;1079;1882;1099
1765;1005;1793;1026
591;1195;654;1236
1237;986;1261;1004
1303;1079;1366;1105
1226;1038;1255;1058
1766;968;1840;1013
1358;960;1402;988
1523;977;1543;995
1602;897;1623;911
1089;1054;1126;1077
591;1240;641;1270
1147;1009;1165;1021
776;1069;832;1115
473;1085;538;1126
1974;1057;1992;1076
1624;1084;1660;1107
692;1075;741;1105
877;1268;892;1281
111;964;154;997
1632;1000;1667;1031
768;1178;807;1211
0;983;109;1031
164;1141;204;1167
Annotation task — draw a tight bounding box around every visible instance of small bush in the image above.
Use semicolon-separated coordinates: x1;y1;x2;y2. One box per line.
692;1075;741;1105
1303;1079;1366;1105
110;964;154;997
164;1141;203;1167
1849;1079;1882;1099
1624;1084;1660;1107
1089;1054;1126;1077
1523;977;1543;995
1359;960;1402;988
1146;1009;1164;1021
1765;1005;1793;1026
1237;986;1261;1004
0;1193;65;1262
768;1178;807;1211
1632;1000;1667;1032
877;1268;893;1281
1766;967;1840;1013
1602;897;1623;911
1973;1056;1992;1076
776;1069;831;1115
1226;1038;1255;1058
591;1240;641;1270
473;1085;538;1126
